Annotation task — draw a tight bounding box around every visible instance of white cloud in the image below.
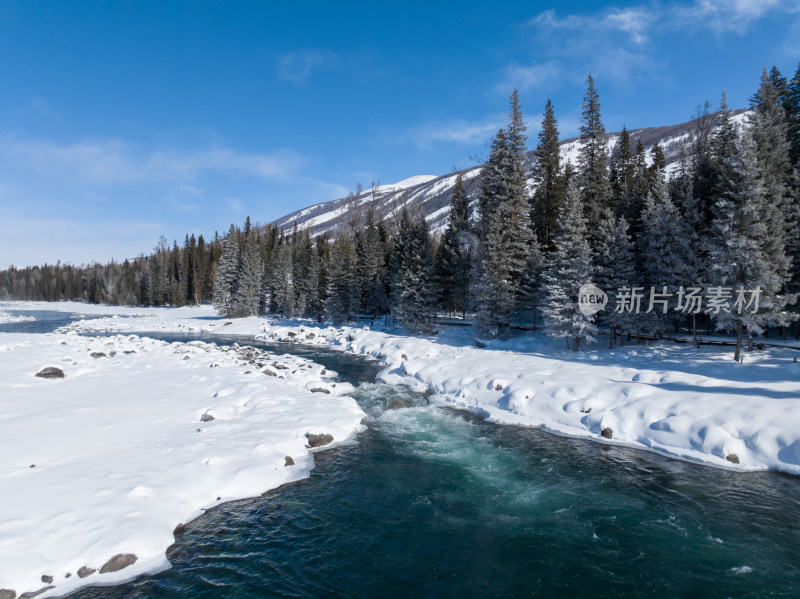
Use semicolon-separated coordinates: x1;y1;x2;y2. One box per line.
498;62;561;93
277;49;338;84
0;135;305;185
224;196;246;213
403;116;506;147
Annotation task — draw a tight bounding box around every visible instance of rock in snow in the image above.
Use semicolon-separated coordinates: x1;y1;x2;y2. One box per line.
98;554;137;574
34;367;64;379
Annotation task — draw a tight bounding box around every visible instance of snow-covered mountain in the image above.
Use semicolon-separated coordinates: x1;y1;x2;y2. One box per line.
268;109;749;237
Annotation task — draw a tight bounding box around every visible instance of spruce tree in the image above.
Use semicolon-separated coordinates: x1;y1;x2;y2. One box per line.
392;209;435;333
593;213;637;346
326;232;359;325
578;74;612;234
532;99;561;249
213;224;241;317
233;230;263;317
437;174;474;317
540;177;596;350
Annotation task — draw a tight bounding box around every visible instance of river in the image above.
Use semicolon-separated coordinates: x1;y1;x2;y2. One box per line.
3;314;800;597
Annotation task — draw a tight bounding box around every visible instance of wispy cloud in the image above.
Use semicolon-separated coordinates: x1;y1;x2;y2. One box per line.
277;49;338;84
509;1;799;88
0;135;306;185
402;116;506;147
224;196;246;213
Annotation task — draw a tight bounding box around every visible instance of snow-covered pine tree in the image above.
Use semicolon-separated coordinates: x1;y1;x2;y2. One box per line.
213;224;241;317
437;174;474;317
477;129;511;240
267;240;294;318
707;96;793;361
640;174;692;337
392;209;435;333
233;229;263;317
593;213;637;346
326;231;359;325
305;239;327;322
358;206;389;317
578;74;612;236
292;229;313;318
540;177;597;350
531;99;561;250
609;126;635;215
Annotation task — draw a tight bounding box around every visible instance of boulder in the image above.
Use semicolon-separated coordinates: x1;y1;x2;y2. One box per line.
284;456;295;466
99;553;137;574
494;383;503;391
726;453;740;464
601;427;613;439
35;367;64;379
309;387;331;394
305;433;334;448
0;590;16;599
40;576;52;584
475;340;486;348
77;567;95;578
200;413;214;422
401;354;408;361
173;523;186;536
90;352;107;359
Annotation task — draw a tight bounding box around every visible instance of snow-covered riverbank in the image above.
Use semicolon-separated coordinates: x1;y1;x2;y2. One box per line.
43;300;800;475
0;303;365;599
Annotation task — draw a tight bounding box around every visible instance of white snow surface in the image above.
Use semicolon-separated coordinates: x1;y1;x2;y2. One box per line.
4;299;800;596
0;302;365;598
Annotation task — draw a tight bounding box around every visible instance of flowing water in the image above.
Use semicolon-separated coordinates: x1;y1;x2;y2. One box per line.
5;316;800;597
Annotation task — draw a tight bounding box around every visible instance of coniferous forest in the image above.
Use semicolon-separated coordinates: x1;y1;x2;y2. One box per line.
3;64;800;360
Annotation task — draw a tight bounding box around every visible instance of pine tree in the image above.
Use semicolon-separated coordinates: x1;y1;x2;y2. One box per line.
233;230;263;317
268;239;295;317
213;224;241;317
532;99;561;249
326;232;359;325
609;126;635;215
578;74;612;234
477;129;511;239
392;209;435;333
358;207;389;317
540;177;596;350
437;175;474;316
593;213;637;346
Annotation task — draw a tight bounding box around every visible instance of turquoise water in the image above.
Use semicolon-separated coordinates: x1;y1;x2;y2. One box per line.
5;318;800;597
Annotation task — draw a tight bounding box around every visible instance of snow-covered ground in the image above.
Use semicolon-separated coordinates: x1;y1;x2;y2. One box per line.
3;300;800;597
0;302;365;599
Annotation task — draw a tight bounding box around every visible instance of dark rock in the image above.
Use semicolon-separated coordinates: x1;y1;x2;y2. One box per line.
288;331;297;337
35;367;65;379
726;453;740;464
401;354;408;361
182;355;191;360
263;368;278;377
91;352;107;359
0;589;16;599
40;576;52;584
123;350;136;354
196;428;201;433
580;407;592;414
29;464;35;468
321;369;327;375
601;427;613;439
224;321;233;326
284;456;295;466
305;433;334;447
77;566;95;578
494;383;503;391
173;523;186;536
217;497;221;501
272;362;288;369
347;334;355;342
200;413;215;422
99;553;137;574
310;387;330;394
475;340;486;348
64;573;71;578
280;337;293;343
19;587;53;599
307;333;315;339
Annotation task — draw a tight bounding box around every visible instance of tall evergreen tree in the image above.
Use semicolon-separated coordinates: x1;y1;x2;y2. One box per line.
540;178;597;350
437;175;474;316
233;229;263;317
532;99;561;249
326;232;359;325
578;74;612;233
392;209;435;333
213;224;241;317
593;213;637;346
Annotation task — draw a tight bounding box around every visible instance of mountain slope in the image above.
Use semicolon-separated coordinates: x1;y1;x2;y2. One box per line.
268;109;748;237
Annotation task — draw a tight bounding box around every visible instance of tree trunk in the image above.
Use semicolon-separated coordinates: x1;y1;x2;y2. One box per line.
747;330;753;352
734;321;743;363
572;335;579;351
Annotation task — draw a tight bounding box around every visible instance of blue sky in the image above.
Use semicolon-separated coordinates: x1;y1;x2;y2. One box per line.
1;0;798;267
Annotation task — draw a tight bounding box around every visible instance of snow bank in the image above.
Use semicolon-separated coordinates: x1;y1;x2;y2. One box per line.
0;310;36;323
55;300;800;475
0;326;365;598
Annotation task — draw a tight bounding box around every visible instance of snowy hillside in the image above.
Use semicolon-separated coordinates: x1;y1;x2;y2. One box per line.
268;109;749;237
